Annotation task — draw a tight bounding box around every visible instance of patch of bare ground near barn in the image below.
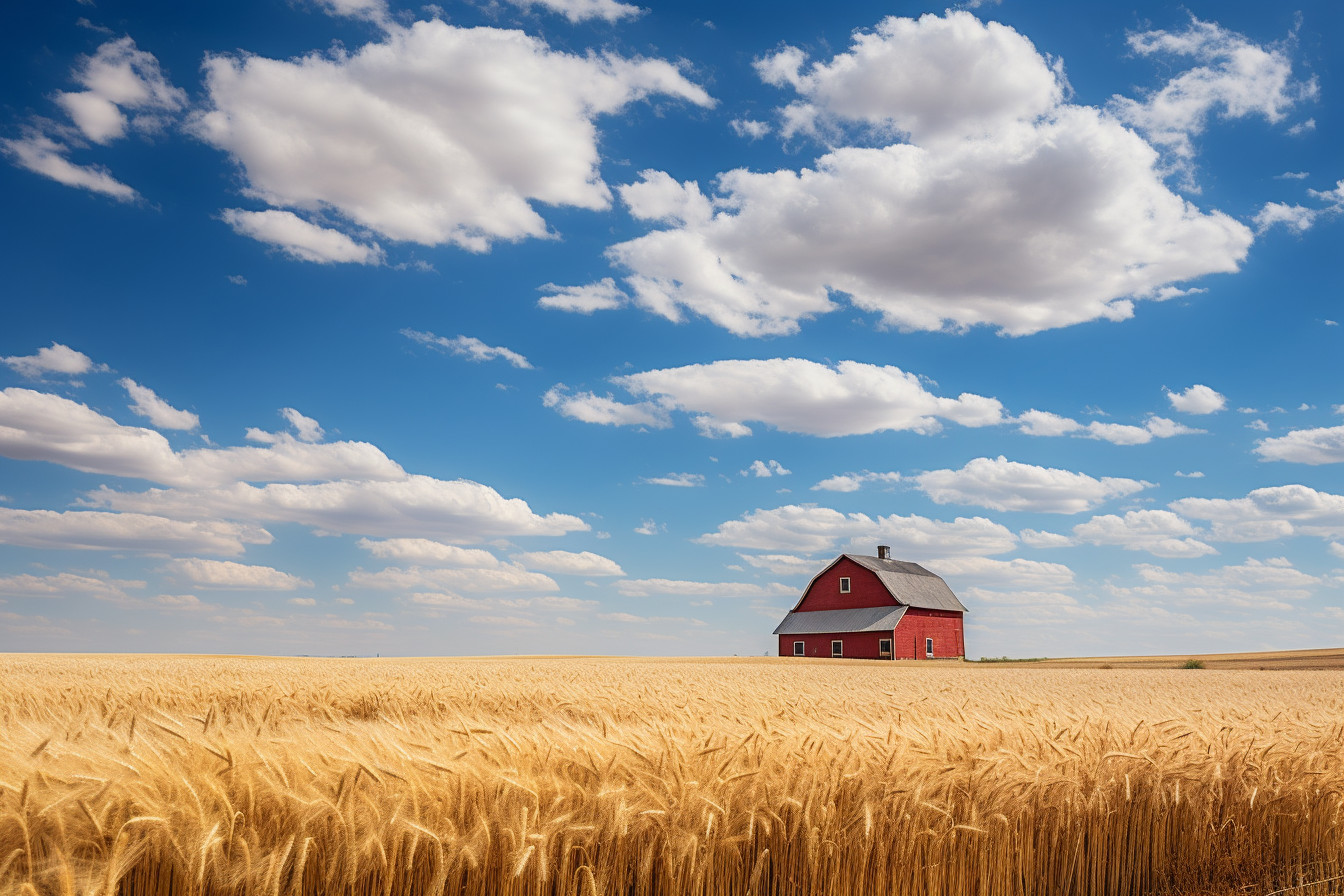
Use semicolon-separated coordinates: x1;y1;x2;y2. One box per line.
1021;646;1344;670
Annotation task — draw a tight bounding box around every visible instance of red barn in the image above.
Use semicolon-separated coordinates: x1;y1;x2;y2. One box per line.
774;546;966;660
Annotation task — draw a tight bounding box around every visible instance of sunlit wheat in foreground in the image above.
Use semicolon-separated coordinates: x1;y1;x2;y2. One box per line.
1;655;1340;895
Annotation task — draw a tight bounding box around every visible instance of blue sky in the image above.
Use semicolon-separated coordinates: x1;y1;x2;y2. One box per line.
1;0;1340;658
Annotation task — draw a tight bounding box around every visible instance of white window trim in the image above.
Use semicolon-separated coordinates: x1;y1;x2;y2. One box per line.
793;641;805;657
839;577;851;594
879;638;892;656
832;640;843;657
925;637;934;658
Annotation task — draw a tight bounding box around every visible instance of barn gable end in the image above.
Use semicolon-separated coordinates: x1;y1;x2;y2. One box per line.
791;556;900;613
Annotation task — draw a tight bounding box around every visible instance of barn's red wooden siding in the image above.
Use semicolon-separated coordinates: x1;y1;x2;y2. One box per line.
894;608;965;659
776;614;962;660
783;631;896;658
794;557;896;612
778;559;965;659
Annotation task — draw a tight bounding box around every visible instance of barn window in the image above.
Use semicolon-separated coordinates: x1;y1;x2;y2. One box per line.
879;638;892;657
839;577;851;593
832;640;843;657
793;641;804;657
925;637;934;658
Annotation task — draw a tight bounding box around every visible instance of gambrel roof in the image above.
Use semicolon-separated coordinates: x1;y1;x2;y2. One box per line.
785;554;968;615
841;555;967;612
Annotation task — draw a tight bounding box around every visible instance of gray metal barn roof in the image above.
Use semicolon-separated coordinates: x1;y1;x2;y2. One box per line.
840;555;968;612
773;605;908;635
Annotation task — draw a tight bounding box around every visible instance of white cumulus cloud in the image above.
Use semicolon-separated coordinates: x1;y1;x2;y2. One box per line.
501;0;642;24
120;378;200;430
543;386;670;428
349;564;558;593
0;387;186;481
641;473;704;487
0;572;146;601
0;508;270;555
811;471;902;492
1083;416;1202;445
87;475;587;543
615;578;794;598
729;119;770;140
914;456;1151;514
699;504;1016;557
758;11;1063;142
1071;510;1216;558
694;417;752;439
1171;485;1344;540
922;556;1076;589
744;459;790;478
1255;425;1344;465
1166;384;1226;414
402;329;532;369
0;388;404;487
280;408;324;443
56;36;187;144
177;437;403;485
609;358;1003;437
4;37;185;201
1254;201;1322;234
164;558;312;590
1110;558;1322;609
959;587;1088;616
538;279;628;314
1015;410;1083;437
1108;18;1317;180
192;20;710;255
512;550;624;577
221;209;384;265
603;11;1252;338
357;538;500;567
2;132;138;201
3;343;99;379
1018;529;1073;549
736;553;819;576
314;0;391;25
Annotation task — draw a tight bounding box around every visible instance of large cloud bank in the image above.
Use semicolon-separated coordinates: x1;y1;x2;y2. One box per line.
598;12;1261;336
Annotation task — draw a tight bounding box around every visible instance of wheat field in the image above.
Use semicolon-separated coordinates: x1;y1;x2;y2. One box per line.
1;655;1341;896
1026;647;1344;670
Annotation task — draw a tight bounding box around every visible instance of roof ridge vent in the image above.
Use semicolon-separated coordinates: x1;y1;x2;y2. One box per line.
877;544;890;560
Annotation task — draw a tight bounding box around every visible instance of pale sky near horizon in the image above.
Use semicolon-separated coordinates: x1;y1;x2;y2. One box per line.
1;0;1341;658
